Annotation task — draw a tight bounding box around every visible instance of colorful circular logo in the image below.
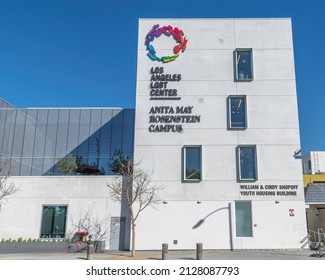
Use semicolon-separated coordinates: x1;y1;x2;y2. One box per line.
145;24;188;63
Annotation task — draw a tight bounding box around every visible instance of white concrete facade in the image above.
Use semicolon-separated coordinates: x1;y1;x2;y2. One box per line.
134;18;307;250
0;18;308;252
0;176;129;250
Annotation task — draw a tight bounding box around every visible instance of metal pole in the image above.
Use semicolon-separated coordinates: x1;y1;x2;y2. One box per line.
162;243;168;260
87;244;94;260
228;202;234;251
196;243;203;260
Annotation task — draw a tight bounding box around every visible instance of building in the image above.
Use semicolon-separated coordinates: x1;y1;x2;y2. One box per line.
0;18;307;250
133;18;307;250
0;99;134;176
305;184;325;234
302;151;325;237
302;151;325;175
0;98;134;249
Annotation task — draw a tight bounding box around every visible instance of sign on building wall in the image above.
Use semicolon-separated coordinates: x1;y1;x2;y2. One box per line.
289;209;295;217
239;184;299;197
145;24;201;133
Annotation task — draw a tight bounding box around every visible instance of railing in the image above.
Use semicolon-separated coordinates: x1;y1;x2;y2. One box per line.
300;228;325;249
308;229;325;257
308;228;325;243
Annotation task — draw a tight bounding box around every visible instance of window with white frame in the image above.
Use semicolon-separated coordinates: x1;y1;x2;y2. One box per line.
235;201;253;237
40;205;67;238
183;146;202;182
235;49;253;81
228;96;247;129
237;145;257;181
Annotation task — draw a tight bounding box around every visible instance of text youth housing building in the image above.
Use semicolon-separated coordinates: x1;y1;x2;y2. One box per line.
134;18;307;250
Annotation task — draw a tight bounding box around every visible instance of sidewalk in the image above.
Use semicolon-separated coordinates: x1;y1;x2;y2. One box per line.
0;249;323;260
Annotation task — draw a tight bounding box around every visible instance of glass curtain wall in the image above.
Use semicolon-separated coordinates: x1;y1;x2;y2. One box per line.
0;99;135;176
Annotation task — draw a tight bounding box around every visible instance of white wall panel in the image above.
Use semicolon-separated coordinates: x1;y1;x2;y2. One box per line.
235;19;293;49
134;18;306;250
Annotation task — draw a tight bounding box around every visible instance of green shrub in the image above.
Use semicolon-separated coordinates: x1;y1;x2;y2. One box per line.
0;237;69;243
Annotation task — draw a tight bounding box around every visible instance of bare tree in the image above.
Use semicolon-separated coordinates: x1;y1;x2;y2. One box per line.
0;161;18;202
107;153;162;257
70;205;110;252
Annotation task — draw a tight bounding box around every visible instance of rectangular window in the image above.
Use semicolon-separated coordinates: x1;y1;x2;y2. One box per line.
237;146;257;181
235;201;253;237
228;96;247;129
308;160;311;170
183;146;202;182
40;205;67;238
235;49;253;81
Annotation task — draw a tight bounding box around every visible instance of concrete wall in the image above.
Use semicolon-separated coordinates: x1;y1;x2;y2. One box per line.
134;18;307;249
136;200;307;250
0;176;129;250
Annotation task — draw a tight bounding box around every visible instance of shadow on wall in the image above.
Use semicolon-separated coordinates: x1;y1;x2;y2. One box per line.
192;206;229;229
192;204;233;250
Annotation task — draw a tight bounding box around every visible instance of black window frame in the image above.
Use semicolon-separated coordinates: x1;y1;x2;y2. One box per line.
237;145;258;182
227;95;247;130
234;49;254;82
182;145;202;183
40;205;68;239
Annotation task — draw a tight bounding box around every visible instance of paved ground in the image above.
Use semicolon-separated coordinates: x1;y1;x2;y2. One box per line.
0;249;324;260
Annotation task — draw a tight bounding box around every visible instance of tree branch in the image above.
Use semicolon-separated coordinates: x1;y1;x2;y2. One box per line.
0;161;19;201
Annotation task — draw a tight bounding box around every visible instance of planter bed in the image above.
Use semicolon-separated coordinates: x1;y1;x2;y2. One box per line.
0;242;69;254
0;241;105;254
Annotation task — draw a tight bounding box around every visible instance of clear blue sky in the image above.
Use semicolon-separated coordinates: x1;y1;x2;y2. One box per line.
0;0;324;154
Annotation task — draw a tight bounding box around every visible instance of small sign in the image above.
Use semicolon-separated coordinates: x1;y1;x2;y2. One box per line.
289;209;295;217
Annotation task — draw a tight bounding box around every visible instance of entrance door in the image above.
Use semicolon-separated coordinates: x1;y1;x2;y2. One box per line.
110;217;126;250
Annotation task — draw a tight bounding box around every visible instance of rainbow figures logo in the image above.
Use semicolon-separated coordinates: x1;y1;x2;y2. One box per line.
145;24;188;63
